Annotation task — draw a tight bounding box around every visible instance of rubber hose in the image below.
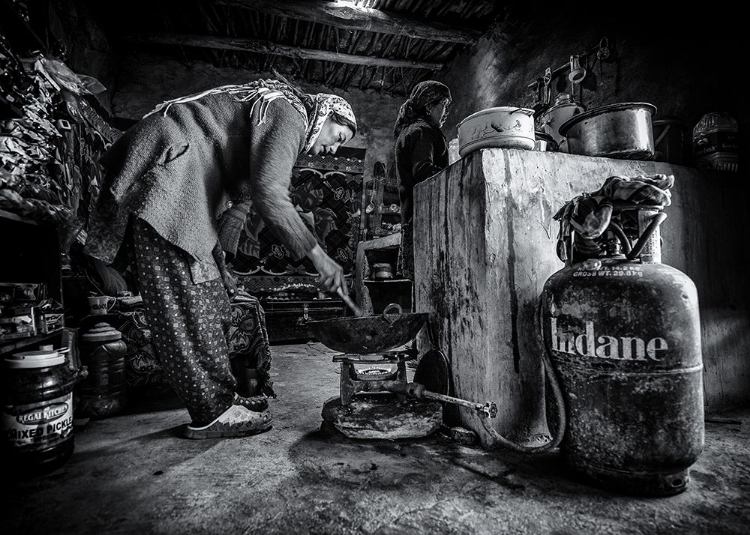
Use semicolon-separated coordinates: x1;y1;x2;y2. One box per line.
480;296;567;453
627;212;668;261
607;221;632;254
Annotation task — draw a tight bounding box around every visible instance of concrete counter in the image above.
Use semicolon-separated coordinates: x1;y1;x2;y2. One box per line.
413;148;750;447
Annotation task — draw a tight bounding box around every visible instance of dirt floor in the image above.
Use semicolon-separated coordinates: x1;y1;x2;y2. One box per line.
2;341;749;535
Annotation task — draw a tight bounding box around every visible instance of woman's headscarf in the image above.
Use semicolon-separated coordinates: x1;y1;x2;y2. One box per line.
143;78;356;154
303;93;357;153
393;80;452;138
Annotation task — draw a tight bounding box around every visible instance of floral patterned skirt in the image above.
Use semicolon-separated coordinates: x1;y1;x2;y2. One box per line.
130;218;237;425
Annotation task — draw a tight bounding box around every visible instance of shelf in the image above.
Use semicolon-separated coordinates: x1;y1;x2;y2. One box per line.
364;279;411;283
0;328;64;355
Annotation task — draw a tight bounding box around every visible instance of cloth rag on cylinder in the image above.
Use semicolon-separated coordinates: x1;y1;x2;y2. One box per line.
553;174;674;263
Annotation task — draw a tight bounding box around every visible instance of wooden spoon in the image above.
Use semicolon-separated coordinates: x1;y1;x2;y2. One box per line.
336;287;365;317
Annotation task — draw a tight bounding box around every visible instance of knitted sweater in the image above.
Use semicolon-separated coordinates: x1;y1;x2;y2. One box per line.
84;92;317;282
394;118;448;224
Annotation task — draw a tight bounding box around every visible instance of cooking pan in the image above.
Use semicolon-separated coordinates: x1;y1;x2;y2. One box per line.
558;102;657;160
306;303;428;354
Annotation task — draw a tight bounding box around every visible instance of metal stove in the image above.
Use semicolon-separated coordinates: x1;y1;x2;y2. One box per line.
334;349;414;406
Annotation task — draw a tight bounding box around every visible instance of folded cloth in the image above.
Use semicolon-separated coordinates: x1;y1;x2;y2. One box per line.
218;201;253;260
553;174;674;263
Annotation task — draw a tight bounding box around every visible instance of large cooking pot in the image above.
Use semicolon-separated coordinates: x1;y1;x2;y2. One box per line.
559;102;657;160
306;303;428;354
457;106;535;158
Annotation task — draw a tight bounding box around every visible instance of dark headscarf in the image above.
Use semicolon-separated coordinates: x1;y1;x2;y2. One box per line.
393;80;452;138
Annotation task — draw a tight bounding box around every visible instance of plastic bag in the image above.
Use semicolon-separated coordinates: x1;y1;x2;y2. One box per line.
34;56;91;95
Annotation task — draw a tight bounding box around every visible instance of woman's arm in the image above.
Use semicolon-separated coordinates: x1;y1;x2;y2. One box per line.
233;99;349;295
242;100;317;259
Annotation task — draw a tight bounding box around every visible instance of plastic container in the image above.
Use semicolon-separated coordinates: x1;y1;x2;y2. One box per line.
76;322;128;418
1;347;77;476
693;112;739;172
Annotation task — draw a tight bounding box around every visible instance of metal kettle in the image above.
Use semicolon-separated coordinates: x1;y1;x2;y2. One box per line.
539;93;585;150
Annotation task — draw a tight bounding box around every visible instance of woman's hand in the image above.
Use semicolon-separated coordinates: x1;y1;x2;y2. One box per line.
212;242;238;297
308;244;347;296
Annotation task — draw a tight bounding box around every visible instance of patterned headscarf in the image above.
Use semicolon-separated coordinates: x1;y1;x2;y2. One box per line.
394;80;452;138
304;93;357;154
143;79;356;155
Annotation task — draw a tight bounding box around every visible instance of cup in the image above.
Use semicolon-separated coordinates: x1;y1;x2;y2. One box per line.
88;295;116;315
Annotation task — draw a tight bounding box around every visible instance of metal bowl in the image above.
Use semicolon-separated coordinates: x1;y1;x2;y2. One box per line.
306;303;428;354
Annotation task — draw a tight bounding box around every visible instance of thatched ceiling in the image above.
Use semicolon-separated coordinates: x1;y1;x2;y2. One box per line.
79;0;503;96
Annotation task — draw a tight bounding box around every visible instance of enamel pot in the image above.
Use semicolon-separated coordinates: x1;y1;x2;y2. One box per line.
457;106;536;158
559;102;657;160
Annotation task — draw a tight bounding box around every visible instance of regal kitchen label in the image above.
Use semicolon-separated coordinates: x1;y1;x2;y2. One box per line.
549;318;668;362
2;393;74;450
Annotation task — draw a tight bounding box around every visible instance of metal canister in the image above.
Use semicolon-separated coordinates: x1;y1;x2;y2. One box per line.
1;347;77;476
539;93;585;150
372;263;394;280
76;322;128;418
539;209;704;496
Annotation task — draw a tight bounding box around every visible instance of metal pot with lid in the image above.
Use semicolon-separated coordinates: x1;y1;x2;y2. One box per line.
559;102;657;160
457;106;536;158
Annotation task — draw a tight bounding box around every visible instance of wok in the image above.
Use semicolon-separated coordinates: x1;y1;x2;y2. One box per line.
307;303;428;354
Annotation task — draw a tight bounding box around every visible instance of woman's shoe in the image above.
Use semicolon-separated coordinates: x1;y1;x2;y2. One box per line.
183;404;272;439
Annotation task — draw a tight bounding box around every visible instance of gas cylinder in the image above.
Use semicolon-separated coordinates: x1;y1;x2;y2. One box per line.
76;322;128;418
539;208;704;497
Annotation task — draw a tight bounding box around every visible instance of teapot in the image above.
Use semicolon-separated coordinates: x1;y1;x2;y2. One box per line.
539;93;585;151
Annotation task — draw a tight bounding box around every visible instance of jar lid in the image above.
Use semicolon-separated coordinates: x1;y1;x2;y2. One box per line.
82;322;122;342
372;263;393;270
5;349;64;369
693;112;738;137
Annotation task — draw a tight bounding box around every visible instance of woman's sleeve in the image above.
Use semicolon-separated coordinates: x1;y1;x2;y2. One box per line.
241;100;318;260
409;128;446;185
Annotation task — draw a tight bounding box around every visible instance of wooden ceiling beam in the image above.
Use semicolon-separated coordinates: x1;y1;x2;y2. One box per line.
126;33;444;70
214;0;481;45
